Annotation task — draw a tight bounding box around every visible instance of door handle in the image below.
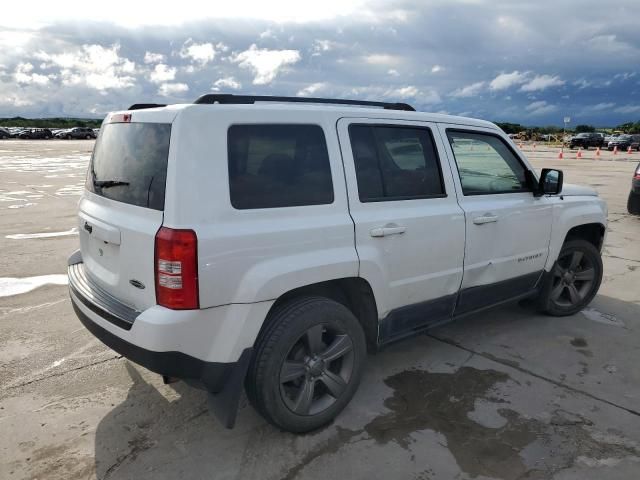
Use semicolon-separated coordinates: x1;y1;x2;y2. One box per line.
370;225;407;237
473;215;498;225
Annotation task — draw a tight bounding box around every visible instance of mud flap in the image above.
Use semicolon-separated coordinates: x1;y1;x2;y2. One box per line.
206;348;253;429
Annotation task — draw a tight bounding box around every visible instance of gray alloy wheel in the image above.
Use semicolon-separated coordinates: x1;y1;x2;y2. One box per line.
539;239;603;316
246;296;366;433
549;250;596;307
279;324;354;416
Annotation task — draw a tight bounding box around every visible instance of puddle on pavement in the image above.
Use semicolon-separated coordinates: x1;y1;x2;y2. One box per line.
283;366;640;480
0;275;68;297
5;227;78;239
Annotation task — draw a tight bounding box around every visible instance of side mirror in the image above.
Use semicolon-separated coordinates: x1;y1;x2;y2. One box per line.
537;168;563;196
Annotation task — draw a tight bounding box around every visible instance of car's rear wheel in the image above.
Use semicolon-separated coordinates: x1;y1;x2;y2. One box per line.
583;145;589;150
86;134;92;139
628;191;640;215
246;296;366;433
538;239;602;316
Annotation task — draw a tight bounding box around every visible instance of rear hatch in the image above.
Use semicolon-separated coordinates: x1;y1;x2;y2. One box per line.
79;114;173;311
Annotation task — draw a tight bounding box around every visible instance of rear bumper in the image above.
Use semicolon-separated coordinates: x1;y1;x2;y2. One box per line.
67;250;272;427
71;296;249;394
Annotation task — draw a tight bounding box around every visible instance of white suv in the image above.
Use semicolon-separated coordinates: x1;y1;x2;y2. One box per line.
69;94;607;433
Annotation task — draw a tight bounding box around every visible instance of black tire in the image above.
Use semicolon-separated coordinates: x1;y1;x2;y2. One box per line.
246;296;367;433
66;135;72;140
628;191;640;215
86;135;92;139
583;145;589;150
538;239;603;316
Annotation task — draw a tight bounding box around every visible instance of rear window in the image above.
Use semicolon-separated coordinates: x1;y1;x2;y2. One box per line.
228;124;334;209
86;122;171;210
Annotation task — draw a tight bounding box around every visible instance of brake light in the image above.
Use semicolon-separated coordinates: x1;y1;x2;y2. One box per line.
154;227;199;309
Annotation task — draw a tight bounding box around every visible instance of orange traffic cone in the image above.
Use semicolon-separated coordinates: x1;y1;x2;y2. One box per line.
614;146;618;155
533;143;537;150
628;146;633;154
558;150;564;159
596;147;600;157
577;148;582;158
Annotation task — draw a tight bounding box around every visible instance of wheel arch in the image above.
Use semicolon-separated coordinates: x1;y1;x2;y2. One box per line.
256;278;380;352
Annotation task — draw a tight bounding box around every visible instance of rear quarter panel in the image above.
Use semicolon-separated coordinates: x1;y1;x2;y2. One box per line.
165;106;358;308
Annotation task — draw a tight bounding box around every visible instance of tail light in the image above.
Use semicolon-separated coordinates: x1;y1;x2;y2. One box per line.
154;227;199;309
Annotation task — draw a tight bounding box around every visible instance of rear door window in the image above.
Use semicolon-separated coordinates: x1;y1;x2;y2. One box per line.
86;122;171;210
228;124;334;209
349;124;445;202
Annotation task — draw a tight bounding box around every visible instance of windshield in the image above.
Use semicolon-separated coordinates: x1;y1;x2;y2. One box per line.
576;133;590;138
86;122;171;210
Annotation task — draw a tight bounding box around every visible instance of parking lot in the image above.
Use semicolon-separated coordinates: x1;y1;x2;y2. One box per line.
1;140;639;480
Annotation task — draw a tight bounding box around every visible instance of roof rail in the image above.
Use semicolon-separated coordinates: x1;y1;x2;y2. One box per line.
193;94;415;112
128;103;167;110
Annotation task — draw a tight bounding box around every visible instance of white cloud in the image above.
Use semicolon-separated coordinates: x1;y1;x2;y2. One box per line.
232;44;301;85
489;70;528;91
388;69;399;77
180;40;225;65
431;65;442;73
13;62;50;85
297;82;327;97
385;86;440;103
158;82;189;96
313;39;336;53
613;72;637;81
149;64;176;83
364;53;401;66
583;102;615;112
587;34;637;55
35;44;135;90
450;81;485;98
525;100;557;115
573;79;591;89
144;51;165;64
614;105;640;114
520;74;565;92
212;76;241;91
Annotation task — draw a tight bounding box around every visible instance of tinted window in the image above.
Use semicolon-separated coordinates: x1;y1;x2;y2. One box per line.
86;122;171;210
447;130;529;195
349;125;444;202
228;124;334;209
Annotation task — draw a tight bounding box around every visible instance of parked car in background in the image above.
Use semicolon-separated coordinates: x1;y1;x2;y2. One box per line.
62;127;97;139
608;134;640;151
0;127;10;139
628;163;640;215
18;128;53;139
54;129;71;138
8;127;24;137
569;133;604;149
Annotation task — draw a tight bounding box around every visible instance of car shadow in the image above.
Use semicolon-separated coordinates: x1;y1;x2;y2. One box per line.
92;293;640;479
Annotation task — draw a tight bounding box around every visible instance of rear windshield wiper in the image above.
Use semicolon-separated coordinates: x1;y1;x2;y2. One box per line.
93;179;130;188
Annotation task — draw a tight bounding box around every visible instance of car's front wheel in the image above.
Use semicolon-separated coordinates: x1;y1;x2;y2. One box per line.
538;239;603;316
246;296;367;433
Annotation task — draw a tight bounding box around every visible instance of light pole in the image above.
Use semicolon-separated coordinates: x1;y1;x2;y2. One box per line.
562;116;570;154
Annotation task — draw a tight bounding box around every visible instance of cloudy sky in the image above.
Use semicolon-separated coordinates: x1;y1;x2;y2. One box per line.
0;0;638;125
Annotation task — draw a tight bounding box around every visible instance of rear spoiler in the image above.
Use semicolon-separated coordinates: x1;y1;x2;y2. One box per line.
128;103;167;111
